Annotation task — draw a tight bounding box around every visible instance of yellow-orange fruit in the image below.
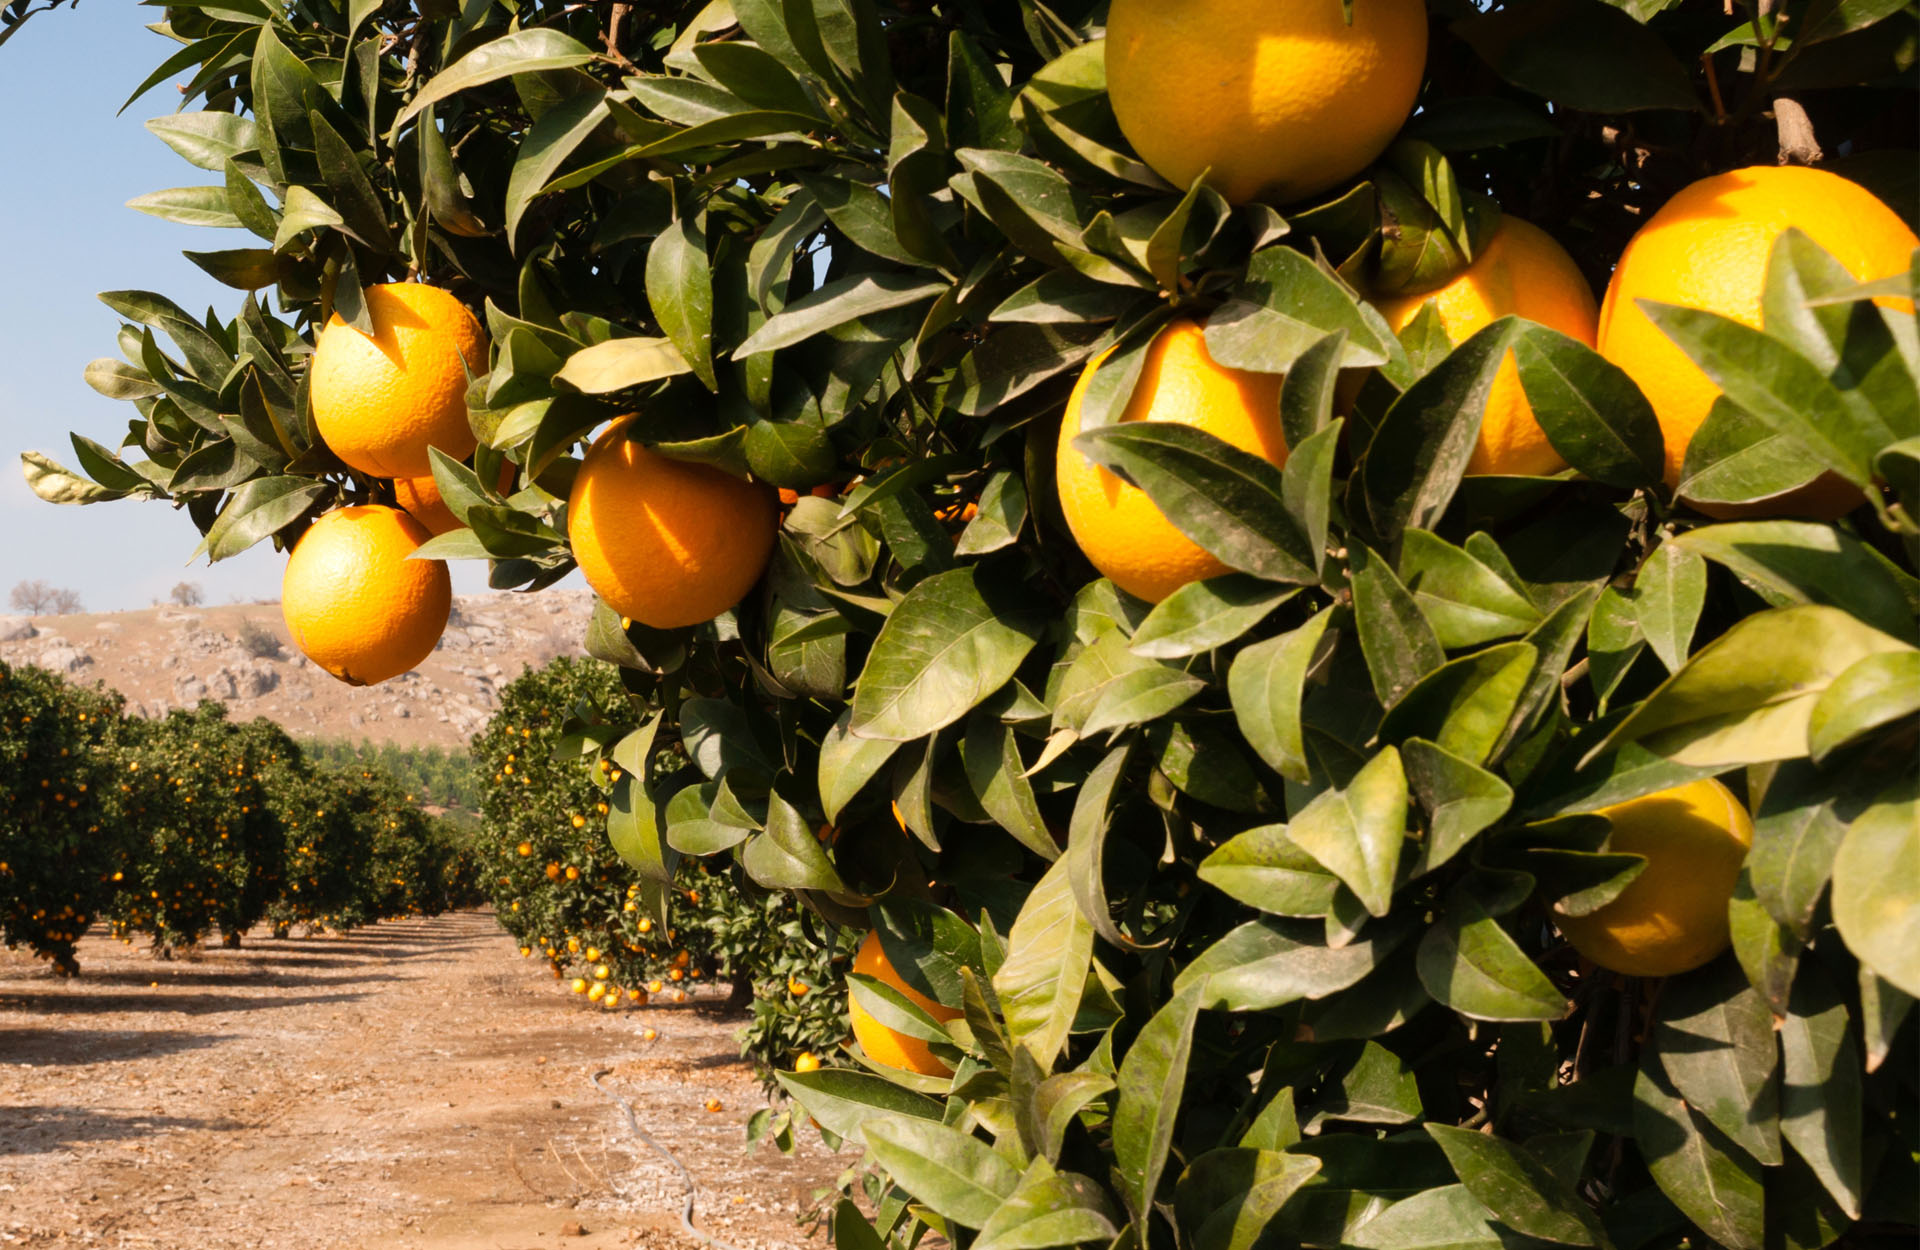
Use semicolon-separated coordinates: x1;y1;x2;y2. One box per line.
1055;319;1286;603
280;505;450;686
848;930;961;1076
1597;166;1917;489
310;283;487;479
1556;778;1754;978
1374;217;1599;477
567;419;778;630
1105;0;1428;205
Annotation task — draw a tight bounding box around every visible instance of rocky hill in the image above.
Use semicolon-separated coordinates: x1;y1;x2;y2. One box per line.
0;591;597;750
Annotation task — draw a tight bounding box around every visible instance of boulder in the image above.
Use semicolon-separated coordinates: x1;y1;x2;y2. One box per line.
0;616;38;642
37;643;91;674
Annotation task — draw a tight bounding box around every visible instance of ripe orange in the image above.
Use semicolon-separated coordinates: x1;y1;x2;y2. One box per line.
1373;217;1599;477
310;283;487;479
1598;166;1918;490
392;459;516;536
793;1052;820;1074
1105;0;1427;205
704;1098;723;1113
1055;319;1287;603
1555;778;1754;977
567;418;778;629
847;930;961;1076
280;505;450;686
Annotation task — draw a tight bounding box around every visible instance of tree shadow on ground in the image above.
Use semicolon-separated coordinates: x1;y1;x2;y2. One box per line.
0;1026;233;1068
0;988;378;1018
57;968;400;991
0;1104;246;1156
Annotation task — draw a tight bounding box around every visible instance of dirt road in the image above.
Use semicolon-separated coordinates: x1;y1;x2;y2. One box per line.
0;911;846;1248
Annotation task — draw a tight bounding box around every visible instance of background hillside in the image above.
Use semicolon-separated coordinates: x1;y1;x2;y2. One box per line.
0;590;595;748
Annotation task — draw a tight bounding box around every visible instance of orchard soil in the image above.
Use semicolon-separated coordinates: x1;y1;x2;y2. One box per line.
0;910;845;1248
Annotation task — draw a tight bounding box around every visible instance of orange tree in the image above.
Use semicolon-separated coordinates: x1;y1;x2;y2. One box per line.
473;654;852;1072
20;2;1920;1247
0;663;124;975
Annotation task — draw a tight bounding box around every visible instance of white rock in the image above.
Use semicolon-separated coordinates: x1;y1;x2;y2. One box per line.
0;617;37;642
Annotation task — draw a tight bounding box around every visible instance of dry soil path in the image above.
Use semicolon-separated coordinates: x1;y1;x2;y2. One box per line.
0;911;845;1248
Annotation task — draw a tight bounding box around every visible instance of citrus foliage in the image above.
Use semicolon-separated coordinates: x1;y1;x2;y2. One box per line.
19;2;1920;1249
0;663;474;968
472;656;851;1075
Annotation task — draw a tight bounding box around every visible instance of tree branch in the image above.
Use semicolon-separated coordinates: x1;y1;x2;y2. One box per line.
1773;96;1823;165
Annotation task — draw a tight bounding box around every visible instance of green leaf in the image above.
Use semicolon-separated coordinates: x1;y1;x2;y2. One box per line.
1590;605;1913;768
962;713;1060;862
195;476;330;563
1175;1148;1323;1250
1632;1060;1765;1250
1638;303;1877;486
1229;610;1335;784
740;785;851;894
145;112;257;172
1511;323;1665;488
1672;521;1917;644
1027;1071;1114;1165
1351;544;1445;706
504;89;609;248
1417;879;1567;1021
272;186;345;250
1071;421;1318;584
1779;965;1865;1218
1830;774;1920;997
974;1158;1121;1250
1808;651;1920;763
1206;247;1395;373
394;29;600;126
1312;1042;1423;1128
993;855;1092;1070
1286;746;1408;917
1175;916;1410;1011
126;186;245;231
1677;399;1826;506
1633;542;1707;674
1113;981;1205;1225
19;451;128;505
733;273;946;356
772;1068;941;1145
1399;530;1543;650
1651;957;1781;1167
1403;738;1513;874
1199;824;1342;917
1280;331;1349;448
691;40;823;118
954;471;1029;557
850;567;1044;742
1348;1184;1509;1250
607;764;675;885
1378;642;1538;767
1747;759;1849;938
553;336;692;393
1425;1124;1604;1246
1360;318;1520;546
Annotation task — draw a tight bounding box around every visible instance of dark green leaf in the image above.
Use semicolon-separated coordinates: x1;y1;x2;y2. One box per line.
1113;981;1205;1224
395;29;600;126
1807;650;1920;763
1779;965;1864;1218
1417;879;1567;1021
1632;1060;1765;1250
1351;544;1445;706
1830;774;1920;997
1673;521;1917;644
1425;1123;1603;1245
1286;746;1407;917
850;567;1043;742
1513;322;1665;488
1652;957;1781;1167
1229;610;1335;784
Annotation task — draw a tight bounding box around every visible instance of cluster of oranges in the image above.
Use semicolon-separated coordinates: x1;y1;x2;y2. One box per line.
1057;3;1917;605
284;284;784;687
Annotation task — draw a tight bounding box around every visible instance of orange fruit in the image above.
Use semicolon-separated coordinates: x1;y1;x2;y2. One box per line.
310;283;487;479
848;930;962;1076
1598;166;1918;489
1055;319;1287;603
392;460;516;536
1373;217;1599;477
280;505;450;686
1555;778;1754;978
1106;0;1428;205
567;418;778;629
793;1051;821;1074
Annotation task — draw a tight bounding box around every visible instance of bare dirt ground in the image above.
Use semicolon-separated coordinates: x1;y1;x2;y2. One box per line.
0;911;848;1249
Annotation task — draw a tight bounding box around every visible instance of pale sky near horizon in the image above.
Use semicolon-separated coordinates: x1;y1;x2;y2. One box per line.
0;4;555;613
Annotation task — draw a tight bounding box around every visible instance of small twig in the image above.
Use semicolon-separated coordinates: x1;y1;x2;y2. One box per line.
1702;55;1728;121
603;2;640;73
1773;96;1823;165
545;1137;592;1192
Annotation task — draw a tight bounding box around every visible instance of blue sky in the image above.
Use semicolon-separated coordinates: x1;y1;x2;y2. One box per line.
0;5;526;611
